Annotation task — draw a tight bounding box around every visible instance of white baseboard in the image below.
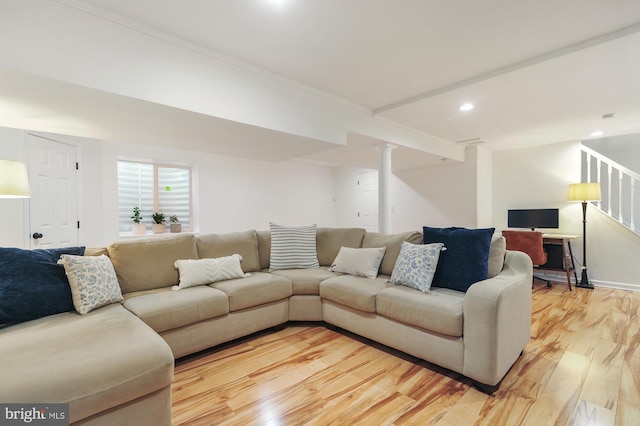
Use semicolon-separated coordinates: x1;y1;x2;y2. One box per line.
535;272;640;292
590;279;640;292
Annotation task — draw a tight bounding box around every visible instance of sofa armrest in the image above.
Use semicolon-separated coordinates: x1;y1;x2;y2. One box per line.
462;250;532;386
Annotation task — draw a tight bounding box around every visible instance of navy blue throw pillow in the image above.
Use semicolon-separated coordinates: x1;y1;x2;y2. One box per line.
423;227;495;292
0;246;85;324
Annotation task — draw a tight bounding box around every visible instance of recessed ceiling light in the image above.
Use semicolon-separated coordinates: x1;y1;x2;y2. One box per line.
459;103;474;111
590;130;604;137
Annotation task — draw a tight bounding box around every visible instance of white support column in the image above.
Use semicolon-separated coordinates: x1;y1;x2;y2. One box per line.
376;143;396;234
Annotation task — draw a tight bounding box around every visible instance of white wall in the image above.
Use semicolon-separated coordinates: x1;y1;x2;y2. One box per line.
492;141;580;232
583;132;640;173
333;146;481;233
0;127;29;247
392;146;480;230
100;142;336;243
476;145;493;228
77;138;105;246
0;127;336;247
493;140;640;289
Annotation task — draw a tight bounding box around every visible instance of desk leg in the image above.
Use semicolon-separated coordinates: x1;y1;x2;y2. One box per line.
561;241;572;291
567;240;578;287
562;241;577;291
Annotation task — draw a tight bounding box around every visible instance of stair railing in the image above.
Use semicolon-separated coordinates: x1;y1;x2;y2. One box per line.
581;145;639;235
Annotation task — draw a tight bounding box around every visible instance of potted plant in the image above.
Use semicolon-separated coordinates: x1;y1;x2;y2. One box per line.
131;207;146;235
169;215;181;233
151;212;165;234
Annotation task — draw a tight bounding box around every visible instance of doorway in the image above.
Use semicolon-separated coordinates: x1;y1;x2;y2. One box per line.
27;134;79;248
356;170;378;232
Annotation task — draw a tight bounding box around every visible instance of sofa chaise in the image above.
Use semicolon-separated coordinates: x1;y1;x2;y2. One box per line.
0;227;532;425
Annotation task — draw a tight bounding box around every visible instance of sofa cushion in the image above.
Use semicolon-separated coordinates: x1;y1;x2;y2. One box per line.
389;242;444;293
256;230;271;271
173;255;247;290
376;286;464;337
85;246;109;257
123;286;229;333
362;231;423;276
109;233;198;293
423;226;495;292
316;227;366;266
328;246;386;279
211;272;292;311
271;268;344;295
488;234;506;278
319;275;392;313
0;304;173;424
58;254;124;314
0;246;85;324
269;223;319;271
195;231;260;272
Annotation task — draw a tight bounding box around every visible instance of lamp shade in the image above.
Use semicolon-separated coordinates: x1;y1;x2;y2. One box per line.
0;159;31;198
567;182;601;202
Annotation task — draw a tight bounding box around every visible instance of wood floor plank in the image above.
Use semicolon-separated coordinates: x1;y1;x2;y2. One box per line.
616;325;640;426
434;388;488;426
570;399;616;426
326;391;415;426
522;351;591;425
577;340;625;411
171;285;640;426
615;363;640;426
390;376;468;425
566;333;599;358
477;378;543;426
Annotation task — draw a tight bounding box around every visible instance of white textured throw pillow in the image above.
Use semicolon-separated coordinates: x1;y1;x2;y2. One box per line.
57;254;124;315
390;242;445;292
173;254;248;290
269;223;319;271
329;246;386;279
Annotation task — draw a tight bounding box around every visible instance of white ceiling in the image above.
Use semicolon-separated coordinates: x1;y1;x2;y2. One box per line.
0;69;337;162
4;0;640;166
73;0;640;150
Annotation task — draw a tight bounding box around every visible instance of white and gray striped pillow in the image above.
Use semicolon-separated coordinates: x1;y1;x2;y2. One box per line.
269;223;319;271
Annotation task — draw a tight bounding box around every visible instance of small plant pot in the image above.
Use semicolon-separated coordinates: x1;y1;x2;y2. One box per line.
132;224;146;235
170;223;182;233
152;224;165;234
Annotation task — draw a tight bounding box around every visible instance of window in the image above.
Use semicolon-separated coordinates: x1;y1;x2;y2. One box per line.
117;160;192;233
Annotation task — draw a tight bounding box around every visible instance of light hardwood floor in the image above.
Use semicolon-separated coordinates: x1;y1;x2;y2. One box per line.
172;283;640;425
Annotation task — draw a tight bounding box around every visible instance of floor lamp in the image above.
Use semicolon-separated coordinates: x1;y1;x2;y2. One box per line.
0;159;31;198
567;182;601;289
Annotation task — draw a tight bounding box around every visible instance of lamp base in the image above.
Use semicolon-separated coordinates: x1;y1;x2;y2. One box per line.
575;268;594;289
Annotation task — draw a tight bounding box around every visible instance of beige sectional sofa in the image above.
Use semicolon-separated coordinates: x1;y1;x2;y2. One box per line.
0;227;532;425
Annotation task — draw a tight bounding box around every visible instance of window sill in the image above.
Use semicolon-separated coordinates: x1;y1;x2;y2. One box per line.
118;231;194;239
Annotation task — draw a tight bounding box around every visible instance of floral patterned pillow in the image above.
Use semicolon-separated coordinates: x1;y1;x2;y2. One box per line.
58;254;123;315
389;242;445;292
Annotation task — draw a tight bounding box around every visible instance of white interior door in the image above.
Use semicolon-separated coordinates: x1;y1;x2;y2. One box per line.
356;170;379;232
28;134;79;248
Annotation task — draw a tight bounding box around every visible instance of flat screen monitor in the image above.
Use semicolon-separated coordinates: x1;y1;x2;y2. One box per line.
507;208;559;230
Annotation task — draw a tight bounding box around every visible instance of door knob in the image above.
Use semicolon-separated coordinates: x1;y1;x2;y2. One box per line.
32;232;43;239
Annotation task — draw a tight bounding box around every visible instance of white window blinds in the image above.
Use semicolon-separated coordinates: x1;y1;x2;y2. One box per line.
117;160;191;233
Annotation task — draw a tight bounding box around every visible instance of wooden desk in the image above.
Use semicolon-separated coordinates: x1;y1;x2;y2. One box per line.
541;234;579;290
